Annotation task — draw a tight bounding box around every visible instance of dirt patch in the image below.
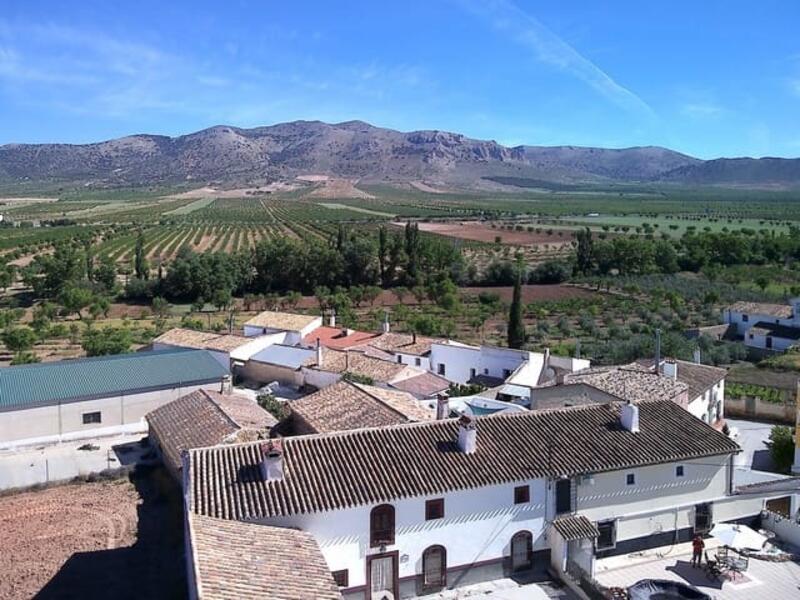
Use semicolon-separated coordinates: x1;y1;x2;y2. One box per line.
303;178;375;199
409;181;454;194
166;184;299;200
0;197;59;205
411;221;576;246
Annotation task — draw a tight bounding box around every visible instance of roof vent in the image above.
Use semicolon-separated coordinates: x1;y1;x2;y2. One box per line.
662;359;678;380
457;414;477;454
259;440;284;481
620;400;640;433
436;393;449;420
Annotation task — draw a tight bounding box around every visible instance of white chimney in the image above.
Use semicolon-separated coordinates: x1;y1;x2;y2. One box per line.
620;400;640;433
436;394;449;420
693;348;701;364
382;311;391;334
259;440;284;481
457;414;477;453
329;310;336;328
220;374;233;395
345;351;351;371
316;339;323;367
662;359;678;380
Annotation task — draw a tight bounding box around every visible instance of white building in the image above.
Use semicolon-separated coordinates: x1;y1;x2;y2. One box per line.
152;327;283;370
184;400;784;599
243;310;322;344
724;299;800;352
0;349;229;447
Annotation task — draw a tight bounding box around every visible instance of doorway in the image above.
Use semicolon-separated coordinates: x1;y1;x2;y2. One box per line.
367;551;399;600
555;479;572;515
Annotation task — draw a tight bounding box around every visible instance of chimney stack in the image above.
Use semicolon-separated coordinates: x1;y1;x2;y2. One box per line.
693;348;701;364
662;359;678;379
620;400;640;433
457;414;477;454
436;393;449;420
220;374;233;395
654;329;661;375
316;339;323;368
259;440;284;481
382;311;391;334
329;310;336;328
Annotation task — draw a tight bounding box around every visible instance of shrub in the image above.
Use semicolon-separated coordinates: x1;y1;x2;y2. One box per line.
769;426;795;473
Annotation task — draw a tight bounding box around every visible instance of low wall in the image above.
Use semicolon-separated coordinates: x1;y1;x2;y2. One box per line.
724;396;795;425
762;510;800;548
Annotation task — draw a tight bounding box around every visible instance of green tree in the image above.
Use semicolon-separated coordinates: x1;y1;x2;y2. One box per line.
60;286;94;320
82;327;133;356
575;227;594;274
2;326;37;352
507;259;526;349
769;426;795;473
134;231;149;280
94;254;118;293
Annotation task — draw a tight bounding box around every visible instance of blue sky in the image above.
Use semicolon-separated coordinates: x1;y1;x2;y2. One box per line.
1;0;799;158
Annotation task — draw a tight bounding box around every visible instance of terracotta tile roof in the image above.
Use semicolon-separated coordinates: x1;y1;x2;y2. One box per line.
750;321;800;340
552;515;600;541
390;372;450;397
359;332;441;356
245;310;320;331
187;400;740;521
310;348;411;383
154;328;251;353
728;301;793;319
637;359;727;400
290;380;433;433
303;326;379;350
188;513;341;600
146;389;276;473
563;363;688;404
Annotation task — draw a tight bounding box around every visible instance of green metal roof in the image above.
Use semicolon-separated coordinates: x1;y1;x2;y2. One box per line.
0;349;229;411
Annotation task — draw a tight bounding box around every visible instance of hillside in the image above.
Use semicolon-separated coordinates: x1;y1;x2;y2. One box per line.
0;120;798;190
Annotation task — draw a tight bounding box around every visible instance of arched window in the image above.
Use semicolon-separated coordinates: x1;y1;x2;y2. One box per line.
510;531;533;572
422;545;447;591
370;504;395;547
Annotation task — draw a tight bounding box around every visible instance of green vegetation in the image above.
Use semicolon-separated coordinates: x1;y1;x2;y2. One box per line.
769;426;795;473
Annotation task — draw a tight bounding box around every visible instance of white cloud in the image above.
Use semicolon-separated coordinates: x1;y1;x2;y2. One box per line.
457;0;656;119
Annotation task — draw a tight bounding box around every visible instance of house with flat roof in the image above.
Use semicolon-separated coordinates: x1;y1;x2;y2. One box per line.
290;380;433;434
146;388;276;479
184;400;786;599
723;298;800;352
0;349;229;447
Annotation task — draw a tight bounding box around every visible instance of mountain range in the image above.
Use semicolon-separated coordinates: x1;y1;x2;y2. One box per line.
1;120;799;191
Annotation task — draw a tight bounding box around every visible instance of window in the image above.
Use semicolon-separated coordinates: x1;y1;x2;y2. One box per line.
397;355;403;364
422;545;447;591
470;368;476;379
626;473;636;486
425;498;444;521
513;485;530;505
332;570;349;588
82;411;101;425
370;504;395;547
510;531;533;571
596;520;616;550
438;363;446;376
415;357;421;367
742;314;749;322
676;465;685;478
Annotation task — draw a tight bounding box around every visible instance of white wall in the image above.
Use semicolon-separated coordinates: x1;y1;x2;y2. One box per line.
0;381;219;446
745;331;797;351
261;478;549;592
686;379;725;424
394;353;430;371
230;333;288;362
301;367;342;390
429;344;530;384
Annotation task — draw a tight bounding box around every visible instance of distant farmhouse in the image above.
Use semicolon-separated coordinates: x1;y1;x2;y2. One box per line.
0;349;228;447
724;299;800;352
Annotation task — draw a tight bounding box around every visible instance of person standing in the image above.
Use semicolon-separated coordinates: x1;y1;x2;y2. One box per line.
691;534;705;567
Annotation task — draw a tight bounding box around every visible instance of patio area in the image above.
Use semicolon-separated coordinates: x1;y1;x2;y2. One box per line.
594;539;800;599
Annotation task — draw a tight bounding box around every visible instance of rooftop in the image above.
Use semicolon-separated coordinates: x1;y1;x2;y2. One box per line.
188;400;739;521
359;331;441;356
146;389;276;473
637;358;727;399
551;514;600;541
250;344;316;370
750;321;800;340
0;349;228;411
311;348;412;383
154;328;252;353
561;363;688;404
302;326;379;350
244;310;320;332
728;301;794;319
389;371;450;397
187;513;341;600
290;380;433;433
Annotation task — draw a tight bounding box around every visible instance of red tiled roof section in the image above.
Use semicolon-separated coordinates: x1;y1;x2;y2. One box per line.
188;400;740;521
146;390;276;473
303;326;379;349
188;513;341;600
359;332;441;356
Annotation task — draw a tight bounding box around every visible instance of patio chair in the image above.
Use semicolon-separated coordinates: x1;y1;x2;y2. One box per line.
715;546;729;561
727;554;749;580
704;551;723;581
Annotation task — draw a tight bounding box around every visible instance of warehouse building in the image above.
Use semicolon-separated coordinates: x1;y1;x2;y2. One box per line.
0;348;229;447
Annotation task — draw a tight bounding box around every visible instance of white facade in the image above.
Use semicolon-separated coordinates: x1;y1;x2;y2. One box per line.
243;316;322;344
724;299;800;351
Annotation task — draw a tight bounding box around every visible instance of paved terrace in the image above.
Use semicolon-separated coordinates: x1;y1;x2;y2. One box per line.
595;539;800;599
